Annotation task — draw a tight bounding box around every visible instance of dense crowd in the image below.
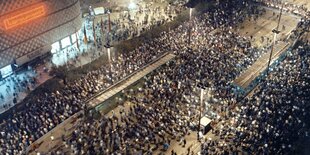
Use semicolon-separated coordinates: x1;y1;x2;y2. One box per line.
51;0;183;68
0;31;172;154
55;0;284;154
89;0;184;48
64;1;310;154
108;2;183;42
65;63;198;154
201;43;310;154
0;0;309;154
1;0;256;154
0;1;185;153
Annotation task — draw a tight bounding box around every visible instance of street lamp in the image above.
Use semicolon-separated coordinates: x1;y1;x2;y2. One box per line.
190;8;192;20
104;44;111;62
104;11;112;63
188;8;193;46
107;47;111;62
128;2;137;10
197;82;206;141
266;3;283;76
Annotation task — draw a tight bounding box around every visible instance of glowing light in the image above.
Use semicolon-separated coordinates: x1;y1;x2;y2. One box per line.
128;2;137;10
3;4;46;30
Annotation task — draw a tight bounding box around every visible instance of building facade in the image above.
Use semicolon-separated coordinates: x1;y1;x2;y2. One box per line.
0;0;82;78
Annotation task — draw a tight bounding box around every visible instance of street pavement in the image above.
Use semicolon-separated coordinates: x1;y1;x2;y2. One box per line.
235;6;300;48
233;5;301;91
234;41;290;89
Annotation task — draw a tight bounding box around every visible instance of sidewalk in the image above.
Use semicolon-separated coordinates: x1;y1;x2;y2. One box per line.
0;64;52;114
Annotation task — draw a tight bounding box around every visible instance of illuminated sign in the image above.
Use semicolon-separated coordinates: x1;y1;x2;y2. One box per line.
3;4;46;30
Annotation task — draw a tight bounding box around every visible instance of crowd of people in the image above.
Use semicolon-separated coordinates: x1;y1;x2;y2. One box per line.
201;42;310;155
50;0;183;68
0;0;309;154
0;68;38;112
0;1;186;153
55;0;288;154
90;0;184;48
0;0;261;154
200;2;310;154
109;2;182;42
0;31;174;154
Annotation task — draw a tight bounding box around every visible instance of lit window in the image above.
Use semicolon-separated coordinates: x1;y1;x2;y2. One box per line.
71;33;77;43
61;36;71;49
51;41;60;54
0;65;13;78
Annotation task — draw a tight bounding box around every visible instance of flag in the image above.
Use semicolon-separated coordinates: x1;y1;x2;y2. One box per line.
92;21;97;46
108;13;111;32
83;25;88;44
75;30;80;51
100;17;104;34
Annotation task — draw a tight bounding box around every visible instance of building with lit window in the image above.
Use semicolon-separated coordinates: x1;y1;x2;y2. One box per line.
0;0;82;79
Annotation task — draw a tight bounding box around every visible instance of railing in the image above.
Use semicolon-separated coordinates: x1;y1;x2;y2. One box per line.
26;110;82;154
232;36;301;97
84;52;171;108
